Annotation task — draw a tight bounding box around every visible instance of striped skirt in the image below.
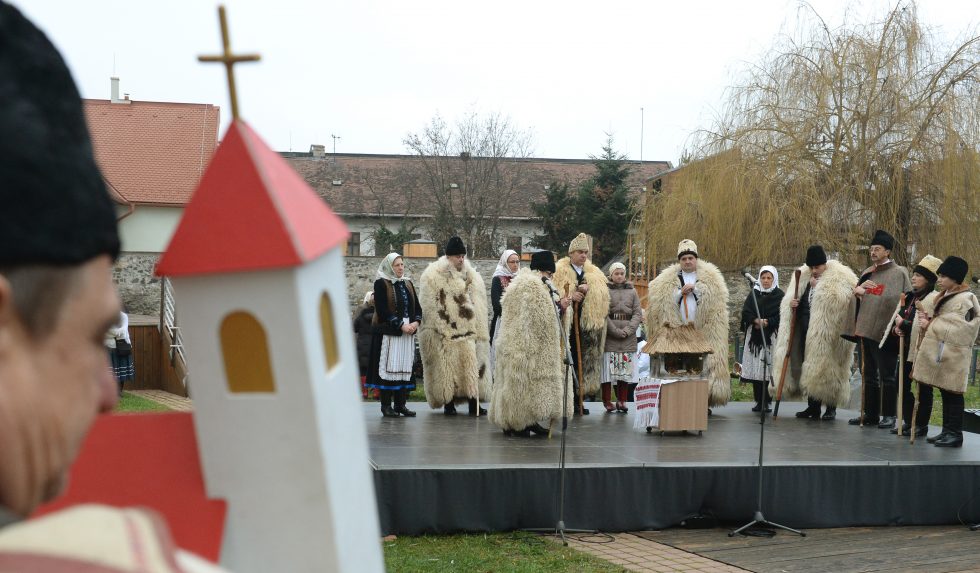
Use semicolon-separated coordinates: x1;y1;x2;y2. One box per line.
109;349;135;383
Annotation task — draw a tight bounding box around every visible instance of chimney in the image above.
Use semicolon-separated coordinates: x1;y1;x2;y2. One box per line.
110;77;131;105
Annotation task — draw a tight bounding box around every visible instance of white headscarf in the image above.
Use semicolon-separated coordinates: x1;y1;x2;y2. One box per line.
492;249;519;279
377;253;407;283
362;291;374;305
755;265;779;293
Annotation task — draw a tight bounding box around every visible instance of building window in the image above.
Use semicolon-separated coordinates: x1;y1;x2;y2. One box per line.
347;232;360;256
506;236;523;254
319;293;340;372
220;311;276;393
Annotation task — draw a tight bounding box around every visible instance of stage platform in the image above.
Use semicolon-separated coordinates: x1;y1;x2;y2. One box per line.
367;401;980;535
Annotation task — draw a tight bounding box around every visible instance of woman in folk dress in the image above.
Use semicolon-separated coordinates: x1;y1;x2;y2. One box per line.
366;253;422;418
601;262;643;413
738;266;783;412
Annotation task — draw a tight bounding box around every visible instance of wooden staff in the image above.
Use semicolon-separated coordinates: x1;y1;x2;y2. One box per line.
896;294;906;436
909;299;932;445
567;285;586;413
858;344;866;426
773;269;802;418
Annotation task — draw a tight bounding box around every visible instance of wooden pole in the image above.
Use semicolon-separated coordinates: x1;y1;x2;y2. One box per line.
773;269;802;417
896;294;906;435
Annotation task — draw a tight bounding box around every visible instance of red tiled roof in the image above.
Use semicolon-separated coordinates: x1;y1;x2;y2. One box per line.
84;99;220;206
287;154;673;218
156;121;349;277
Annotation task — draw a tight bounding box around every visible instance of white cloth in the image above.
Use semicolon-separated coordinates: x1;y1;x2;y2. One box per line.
378;318;415;381
110;312;130;344
632;377;682;429
633;341;650;384
739;326;772;382
377;252;408;283
672;270;700;323
602;351;634;383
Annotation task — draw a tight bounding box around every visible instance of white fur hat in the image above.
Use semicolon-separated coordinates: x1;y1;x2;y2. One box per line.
677;239;698;259
568;233;590;254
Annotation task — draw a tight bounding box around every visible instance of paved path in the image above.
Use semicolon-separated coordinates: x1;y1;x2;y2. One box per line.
552;532;749;572
129;389;193;411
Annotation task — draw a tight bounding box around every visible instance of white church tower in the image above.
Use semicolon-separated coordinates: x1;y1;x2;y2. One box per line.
156;119;384;573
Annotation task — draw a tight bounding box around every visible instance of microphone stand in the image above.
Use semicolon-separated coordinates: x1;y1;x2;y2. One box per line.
525;275;597;545
729;275;805;538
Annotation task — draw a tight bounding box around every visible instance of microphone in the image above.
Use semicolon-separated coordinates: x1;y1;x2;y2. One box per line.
743;272;758;284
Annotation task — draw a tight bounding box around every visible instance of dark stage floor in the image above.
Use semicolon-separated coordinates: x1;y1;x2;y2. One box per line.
366;401;980;534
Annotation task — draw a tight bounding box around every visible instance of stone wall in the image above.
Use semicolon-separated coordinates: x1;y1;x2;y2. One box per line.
113;253;162;316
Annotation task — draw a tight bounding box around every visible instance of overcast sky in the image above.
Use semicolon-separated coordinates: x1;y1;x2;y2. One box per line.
15;0;976;165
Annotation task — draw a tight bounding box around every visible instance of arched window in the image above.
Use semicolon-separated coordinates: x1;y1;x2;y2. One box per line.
319;292;340;372
220;311;276;393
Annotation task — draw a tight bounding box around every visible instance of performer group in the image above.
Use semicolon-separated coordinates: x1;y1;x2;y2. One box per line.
359;230;979;448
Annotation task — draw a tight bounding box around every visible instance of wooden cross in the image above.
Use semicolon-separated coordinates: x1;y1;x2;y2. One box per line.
198;5;260;120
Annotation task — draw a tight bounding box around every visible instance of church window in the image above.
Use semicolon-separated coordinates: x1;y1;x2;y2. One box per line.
319;292;340;372
220;311;276;393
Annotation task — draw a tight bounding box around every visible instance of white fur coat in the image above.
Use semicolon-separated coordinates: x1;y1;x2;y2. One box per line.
646;260;731;406
770;260;857;406
418;256;491;407
489;269;572;430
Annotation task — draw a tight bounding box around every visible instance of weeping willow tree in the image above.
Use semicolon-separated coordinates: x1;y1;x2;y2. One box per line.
642;2;980;270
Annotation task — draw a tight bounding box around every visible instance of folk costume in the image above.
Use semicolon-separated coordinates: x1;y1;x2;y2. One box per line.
418;237;491;415
909;257;980;447
645;240;731;407
878;254;941;436
489;249;518;376
552;233;610;414
771;246;857;419
602;262;643;413
739;266;784;412
843;230;912;428
367;253;422;417
489;252;572;436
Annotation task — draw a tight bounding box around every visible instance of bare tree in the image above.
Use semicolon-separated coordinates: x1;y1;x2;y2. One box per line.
642;2;980;269
403;112;534;257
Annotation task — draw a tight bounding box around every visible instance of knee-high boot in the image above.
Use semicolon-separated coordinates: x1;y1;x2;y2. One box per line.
935;391;964;447
601;382;614;413
615;382;629;413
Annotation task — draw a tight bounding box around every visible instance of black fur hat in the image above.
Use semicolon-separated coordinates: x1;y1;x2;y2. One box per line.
805;245;827;268
530;250;555;274
444;236;466;256
0;2;119;266
870;229;895;251
937;256;968;285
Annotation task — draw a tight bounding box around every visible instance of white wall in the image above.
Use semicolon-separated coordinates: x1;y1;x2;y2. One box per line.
117;205;184;253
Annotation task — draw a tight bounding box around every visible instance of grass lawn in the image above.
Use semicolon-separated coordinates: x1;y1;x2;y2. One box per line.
383;531;625;573
115;392;171;413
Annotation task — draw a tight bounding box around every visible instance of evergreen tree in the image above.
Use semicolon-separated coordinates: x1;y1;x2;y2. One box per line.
530;181;578;254
576;138;633;267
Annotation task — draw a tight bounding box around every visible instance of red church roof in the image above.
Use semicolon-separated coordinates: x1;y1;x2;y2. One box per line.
156;120;349;277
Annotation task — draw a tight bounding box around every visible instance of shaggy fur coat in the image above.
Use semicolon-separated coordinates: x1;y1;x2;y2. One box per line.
552;257;610;395
489;269;572;430
910;289;980;394
770;260;858;406
418;256;491;407
646;260;731;406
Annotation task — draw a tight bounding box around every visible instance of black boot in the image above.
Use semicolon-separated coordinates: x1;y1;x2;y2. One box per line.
877;416;896;430
935;392;964;448
751;382;763;412
380;390;399;418
468;398;487;416
394;389;416;417
927;393;951;443
822;405;836;420
527;422;550;436
796;398;821;419
444;402;457;415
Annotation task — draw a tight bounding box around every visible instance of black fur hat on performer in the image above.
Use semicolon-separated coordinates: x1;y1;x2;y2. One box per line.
0;3;119;266
870;229;894;251
444;236;466;256
530;250;556;274
937;256;968;285
805;245;827;268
